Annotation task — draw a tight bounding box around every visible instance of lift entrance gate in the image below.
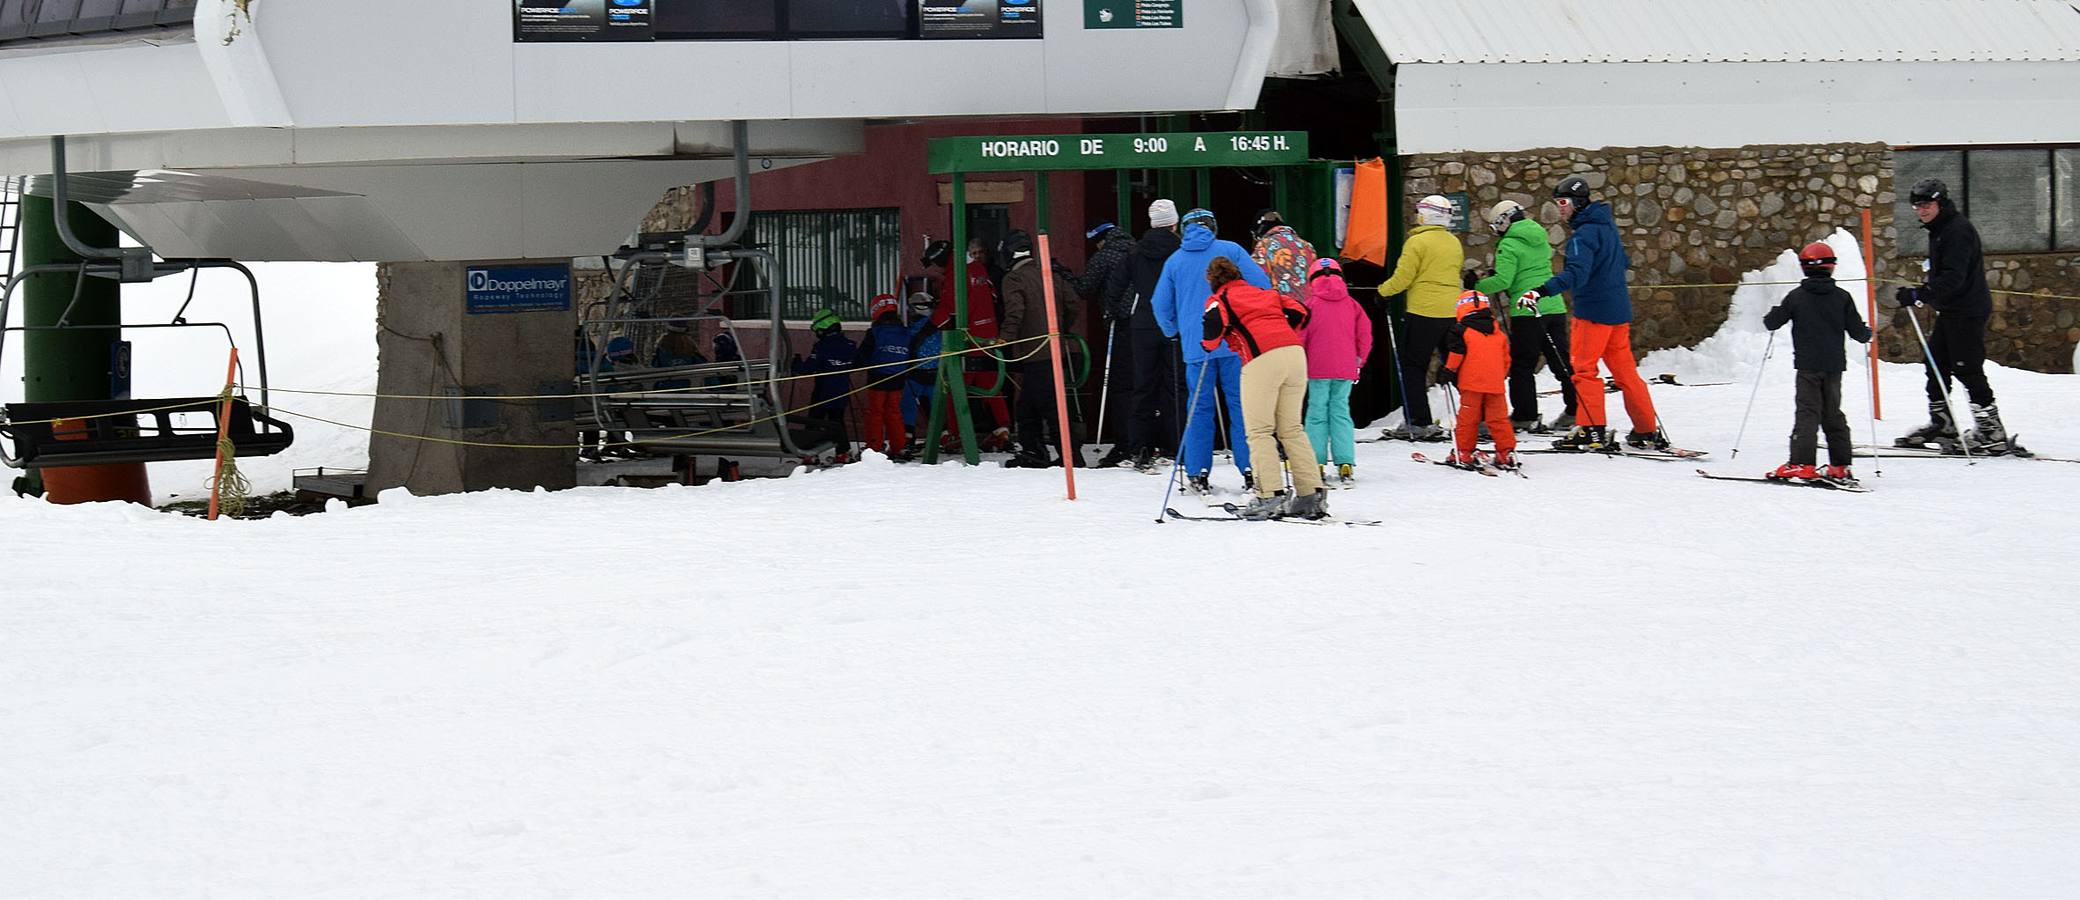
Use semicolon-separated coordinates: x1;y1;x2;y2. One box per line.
922;130;1311;465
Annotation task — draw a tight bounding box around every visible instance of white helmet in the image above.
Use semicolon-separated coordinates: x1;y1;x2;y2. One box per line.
1416;194;1455;228
1486;200;1526;234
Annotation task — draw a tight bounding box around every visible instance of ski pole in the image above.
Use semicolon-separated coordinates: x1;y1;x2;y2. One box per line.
1095;318;1118;451
1731;330;1776;460
1864;337;1883;479
1904;305;1973;464
1380;304;1412;435
1541;320;1578;421
1156;357;1216;522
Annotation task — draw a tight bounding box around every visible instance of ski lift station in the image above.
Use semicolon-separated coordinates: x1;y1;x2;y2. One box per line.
4;0;2080;503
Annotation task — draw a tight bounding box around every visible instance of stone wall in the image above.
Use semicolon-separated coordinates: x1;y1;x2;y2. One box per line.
1406;145;2080;374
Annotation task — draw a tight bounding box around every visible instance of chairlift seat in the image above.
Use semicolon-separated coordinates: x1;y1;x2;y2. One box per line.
2;396;294;469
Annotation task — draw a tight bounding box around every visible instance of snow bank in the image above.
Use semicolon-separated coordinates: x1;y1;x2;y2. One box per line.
1641;228;1870;383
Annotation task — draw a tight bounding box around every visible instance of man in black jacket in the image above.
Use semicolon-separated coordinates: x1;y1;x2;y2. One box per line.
1076;221;1141;466
1893;178;2010;451
1101;199;1183;470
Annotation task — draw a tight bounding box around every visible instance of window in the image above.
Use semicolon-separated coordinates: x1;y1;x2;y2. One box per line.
0;0;194;44
654;0;911;40
1896;147;2072;255
748;209;903;322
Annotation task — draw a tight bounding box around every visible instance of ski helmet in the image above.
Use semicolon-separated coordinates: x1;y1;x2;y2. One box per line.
1416;195;1455;227
868;293;901;320
1552;175;1592;205
1181;207;1218;233
1486;200;1526;234
1908;179;1949;205
1309;257;1345;281
1797;242;1837;275
907;291;936;316
1454;289;1492;321
1086;221;1117;240
920;239;953;269
810;308;842;335
1252;209;1285;238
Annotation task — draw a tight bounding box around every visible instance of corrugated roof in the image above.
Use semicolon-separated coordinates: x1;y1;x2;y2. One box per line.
1353;0;2080;64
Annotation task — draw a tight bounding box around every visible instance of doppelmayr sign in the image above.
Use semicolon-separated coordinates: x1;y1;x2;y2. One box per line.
466;264;573;314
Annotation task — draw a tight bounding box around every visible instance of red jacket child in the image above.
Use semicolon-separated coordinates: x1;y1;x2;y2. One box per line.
1442;290;1518;467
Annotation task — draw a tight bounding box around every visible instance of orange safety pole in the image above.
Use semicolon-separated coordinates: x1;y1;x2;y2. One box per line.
207;347;239;521
1036;232;1078;501
1861;210;1882;419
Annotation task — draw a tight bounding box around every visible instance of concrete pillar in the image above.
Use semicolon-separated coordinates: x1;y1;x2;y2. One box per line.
367;261;577;495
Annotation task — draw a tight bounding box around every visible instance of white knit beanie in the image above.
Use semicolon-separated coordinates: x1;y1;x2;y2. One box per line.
1148;199;1179;228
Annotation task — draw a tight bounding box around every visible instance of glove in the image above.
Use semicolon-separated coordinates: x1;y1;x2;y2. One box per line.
1437;368;1458;387
1893;286;1923;308
1460;268;1481;290
1515;290;1542;314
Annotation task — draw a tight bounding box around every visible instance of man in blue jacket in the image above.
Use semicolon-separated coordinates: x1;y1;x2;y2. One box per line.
1151;208;1271;492
1521;175;1663;451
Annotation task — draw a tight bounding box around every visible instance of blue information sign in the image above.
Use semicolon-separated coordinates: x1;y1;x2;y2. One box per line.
466;264;573;315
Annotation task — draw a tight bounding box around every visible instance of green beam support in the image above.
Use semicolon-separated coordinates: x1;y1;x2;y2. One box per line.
1115;169;1132;232
923;174;980;466
20;196;122;405
1035;171;1050;234
1194;168;1212;210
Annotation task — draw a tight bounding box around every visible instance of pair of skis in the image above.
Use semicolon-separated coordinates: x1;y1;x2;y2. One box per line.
1408;451;1526;478
1162;503;1382;527
1694;469;1871;493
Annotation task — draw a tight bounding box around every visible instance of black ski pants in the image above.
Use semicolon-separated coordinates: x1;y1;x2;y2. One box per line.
1790;370;1853;467
1015;357;1079;460
1397;313;1455;427
1124;324;1177;455
1507;313;1578;421
1920;313;1995;407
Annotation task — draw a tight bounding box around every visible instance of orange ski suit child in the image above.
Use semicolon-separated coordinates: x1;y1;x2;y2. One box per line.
1443;291;1515;464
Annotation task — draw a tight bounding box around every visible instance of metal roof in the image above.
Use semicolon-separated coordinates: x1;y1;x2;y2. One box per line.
1354;0;2080;64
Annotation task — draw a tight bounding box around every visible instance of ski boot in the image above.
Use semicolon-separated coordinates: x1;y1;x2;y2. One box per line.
1894;402;1957;448
1336;463;1355;489
1491;450;1521;472
1283;488;1330;520
1626;428;1672;451
1002;452;1057;469
1820;464;1859;487
1548;412;1576;431
1766;463;1819;482
1241;468;1256;492
1512;417;1547;436
1444;448;1484;469
981;427;1014;452
1553;425;1609;451
1185;473;1212;495
1964;402;2011;454
1095;444;1135;468
1236;490;1288;520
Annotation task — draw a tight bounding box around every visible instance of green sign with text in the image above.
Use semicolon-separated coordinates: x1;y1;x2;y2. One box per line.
1085;0;1182;29
928;131;1307;174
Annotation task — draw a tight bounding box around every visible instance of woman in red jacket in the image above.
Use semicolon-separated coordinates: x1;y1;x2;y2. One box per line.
1201;256;1328;520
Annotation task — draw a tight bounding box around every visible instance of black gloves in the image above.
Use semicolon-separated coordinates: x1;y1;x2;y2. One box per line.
1461;268;1481;290
1437;368;1458;387
1894;286;1922;308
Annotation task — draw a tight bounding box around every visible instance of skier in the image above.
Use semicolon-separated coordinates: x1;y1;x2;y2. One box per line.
1518;175;1663;451
1892;178;2011;452
1153;208;1271;493
1376;194;1464;441
1300;258;1372;487
902;291;940;441
1440;290;1517;470
1101;199;1184;471
854;294;913;458
921;238;1012;451
1250;209;1318;305
1762;242;1872;483
1201;256;1327;520
790;308;859;459
998;230;1083;468
1076;221;1140;467
1475;199;1575;434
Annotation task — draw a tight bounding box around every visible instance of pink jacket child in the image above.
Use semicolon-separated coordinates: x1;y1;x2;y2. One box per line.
1301;259;1373;379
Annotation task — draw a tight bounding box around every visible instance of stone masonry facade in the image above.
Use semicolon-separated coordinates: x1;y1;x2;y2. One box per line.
1405;144;2080;373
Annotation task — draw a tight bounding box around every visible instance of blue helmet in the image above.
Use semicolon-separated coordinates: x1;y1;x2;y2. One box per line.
1180;208;1217;233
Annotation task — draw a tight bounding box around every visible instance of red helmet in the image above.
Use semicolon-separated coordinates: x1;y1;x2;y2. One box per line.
868;293;901;319
1454;289;1491;321
1797;242;1836;272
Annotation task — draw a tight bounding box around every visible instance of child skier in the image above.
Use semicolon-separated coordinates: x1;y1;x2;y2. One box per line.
791;308;858;459
1762;242;1872;483
902;291;940;444
855;294;913;458
1299;258;1373;487
1440;290;1517;470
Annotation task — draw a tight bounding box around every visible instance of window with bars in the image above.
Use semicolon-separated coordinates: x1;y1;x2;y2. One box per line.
1895;147;2079;256
747;209;904;322
0;0;196;44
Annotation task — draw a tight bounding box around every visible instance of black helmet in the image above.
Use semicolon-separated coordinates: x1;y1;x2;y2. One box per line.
1553;175;1592;204
1251;209;1284;238
1908;179;1949;205
920;239;953;269
999;229;1033;258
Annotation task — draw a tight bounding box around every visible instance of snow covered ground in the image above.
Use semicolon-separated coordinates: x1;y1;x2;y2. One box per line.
5;244;2080;896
